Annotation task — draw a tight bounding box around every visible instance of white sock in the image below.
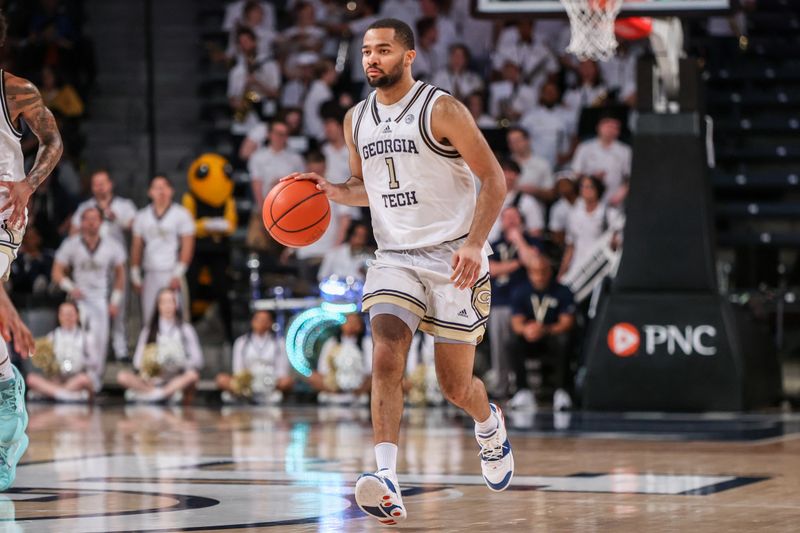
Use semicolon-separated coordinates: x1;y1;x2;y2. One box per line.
474;411;498;435
0;341;13;381
375;442;398;473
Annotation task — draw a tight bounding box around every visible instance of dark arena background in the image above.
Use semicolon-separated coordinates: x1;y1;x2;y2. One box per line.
0;0;799;530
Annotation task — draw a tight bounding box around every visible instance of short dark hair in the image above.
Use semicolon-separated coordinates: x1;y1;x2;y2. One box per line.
149;174;173;188
305;150;325;165
80;206;103;220
90;167;111;180
0;11;6;48
367;18;415;50
579;174;606;199
236;26;256;41
507;126;529;139
500;158;520;174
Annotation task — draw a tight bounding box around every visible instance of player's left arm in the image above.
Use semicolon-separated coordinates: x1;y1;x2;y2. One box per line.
0;74;64;228
430;95;506;290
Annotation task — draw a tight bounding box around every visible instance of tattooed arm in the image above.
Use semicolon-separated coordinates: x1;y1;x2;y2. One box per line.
0;72;63;228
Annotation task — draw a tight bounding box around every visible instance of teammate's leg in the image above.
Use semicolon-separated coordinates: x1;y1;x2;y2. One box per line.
434;341;514;491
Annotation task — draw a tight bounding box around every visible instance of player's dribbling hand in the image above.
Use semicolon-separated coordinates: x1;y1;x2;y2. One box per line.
0;180;34;229
451;243;482;290
281;172;346;203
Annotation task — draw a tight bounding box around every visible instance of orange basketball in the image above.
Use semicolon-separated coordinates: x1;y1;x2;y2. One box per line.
262;179;330;247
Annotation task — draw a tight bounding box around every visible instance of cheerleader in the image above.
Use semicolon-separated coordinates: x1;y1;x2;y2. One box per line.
309;313;372;404
26;302;99;402
216;310;294;403
117;289;203;403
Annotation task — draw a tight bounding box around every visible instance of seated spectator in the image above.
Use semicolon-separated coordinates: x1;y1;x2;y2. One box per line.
308;313;372;404
378;0;421;31
283;107;312;153
509;255;576;411
225;1;276;61
432;44;484;102
487;206;544;398
318;221;373;282
7;227;53;303
223;0;276;35
488;59;537;123
519;81;575;169
238;120;268;163
227;27;281;136
487;159;545;243
558;175;621;282
465;91;496;128
548;171;579;248
248;119;305;206
571;114;631;207
413;17;441;82
419;0;458;67
563;60;608;123
70;168;137;245
117;289;202;404
216;310;293;404
279;2;326;63
26;301;99;402
40;66;83;118
598;41;642;107
493;20;558;94
303;60;337;142
321;107;349;183
506;126;555;205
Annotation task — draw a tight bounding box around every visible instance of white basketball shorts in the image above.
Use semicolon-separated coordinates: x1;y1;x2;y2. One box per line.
362;238;492;344
0;216;26;281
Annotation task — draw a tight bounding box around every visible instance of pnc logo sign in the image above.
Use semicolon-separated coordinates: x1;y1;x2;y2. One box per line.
607;323;640;357
608;323;718;357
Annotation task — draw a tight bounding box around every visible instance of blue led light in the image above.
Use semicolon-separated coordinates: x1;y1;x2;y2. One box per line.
320;302;358;314
285;308;346;377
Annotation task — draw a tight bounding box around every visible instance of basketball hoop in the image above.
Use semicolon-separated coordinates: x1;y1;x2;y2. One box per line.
559;0;625;61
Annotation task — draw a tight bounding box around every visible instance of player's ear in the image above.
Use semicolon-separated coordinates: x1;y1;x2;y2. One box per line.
404;49;416;68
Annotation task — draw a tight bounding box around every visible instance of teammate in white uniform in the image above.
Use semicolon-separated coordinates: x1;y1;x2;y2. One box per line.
0;14;64;491
286;18;513;525
52;207;126;383
70;169;137;360
130;176;196;324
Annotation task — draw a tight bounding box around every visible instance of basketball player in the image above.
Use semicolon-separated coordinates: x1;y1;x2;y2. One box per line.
52;206;127;388
0;10;64;490
130;175;196;323
287;18;512;525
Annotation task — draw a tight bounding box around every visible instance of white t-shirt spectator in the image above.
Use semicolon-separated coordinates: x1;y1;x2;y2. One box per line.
322;142;350;183
548;197;575;233
318;243;372;281
227;55;281;101
71;196;138;247
232;331;289;377
488;81;538;120
449;0;494;61
132;204;196;272
520;105;574;169
493;28;559;91
133;319;204;373
563;201;617;280
487;191;545;243
431;69;484;101
571;138;632;201
223;1;276;33
248;146;305;201
303;80;333;142
515;154;554;195
563;84;608;122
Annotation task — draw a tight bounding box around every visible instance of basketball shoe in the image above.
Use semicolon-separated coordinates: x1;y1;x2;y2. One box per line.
0;366;29;491
475;403;514;492
355;468;406;526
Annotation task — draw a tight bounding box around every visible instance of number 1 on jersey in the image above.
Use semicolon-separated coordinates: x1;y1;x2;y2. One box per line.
385;157;400;190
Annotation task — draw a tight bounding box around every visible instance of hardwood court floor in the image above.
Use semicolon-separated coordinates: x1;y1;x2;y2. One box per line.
6;404;800;532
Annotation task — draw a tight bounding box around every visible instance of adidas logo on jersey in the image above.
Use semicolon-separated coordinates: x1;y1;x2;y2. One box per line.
381;125;392;134
457;309;469;318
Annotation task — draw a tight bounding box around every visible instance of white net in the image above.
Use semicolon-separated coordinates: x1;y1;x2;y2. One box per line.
560;0;625;62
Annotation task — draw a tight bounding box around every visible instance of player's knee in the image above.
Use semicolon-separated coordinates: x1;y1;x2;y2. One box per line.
372;343;405;381
440;380;471;408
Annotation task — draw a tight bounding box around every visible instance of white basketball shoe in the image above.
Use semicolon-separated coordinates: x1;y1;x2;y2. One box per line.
355;468;407;526
475;403;514;492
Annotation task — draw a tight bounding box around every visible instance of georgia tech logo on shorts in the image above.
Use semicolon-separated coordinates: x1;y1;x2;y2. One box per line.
608;323;640;357
608;323;719;357
471;278;491;319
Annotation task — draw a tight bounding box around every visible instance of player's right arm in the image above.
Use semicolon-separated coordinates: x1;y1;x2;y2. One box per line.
284;107;370;207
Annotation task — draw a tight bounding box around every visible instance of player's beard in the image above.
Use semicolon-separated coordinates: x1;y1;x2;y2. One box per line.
366;59;404;88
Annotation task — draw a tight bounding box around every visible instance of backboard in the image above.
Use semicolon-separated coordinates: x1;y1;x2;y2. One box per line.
473;0;734;18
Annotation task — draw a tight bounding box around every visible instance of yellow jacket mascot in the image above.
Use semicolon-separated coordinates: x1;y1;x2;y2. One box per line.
182;154;237;342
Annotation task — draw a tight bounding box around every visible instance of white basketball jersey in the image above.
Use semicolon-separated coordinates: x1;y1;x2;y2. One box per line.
0;70;26;221
352;81;476;250
132;203;196;271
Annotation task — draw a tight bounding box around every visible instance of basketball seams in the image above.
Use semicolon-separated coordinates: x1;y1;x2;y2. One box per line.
276;206;329;234
267;182;324;229
266;180;294;226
